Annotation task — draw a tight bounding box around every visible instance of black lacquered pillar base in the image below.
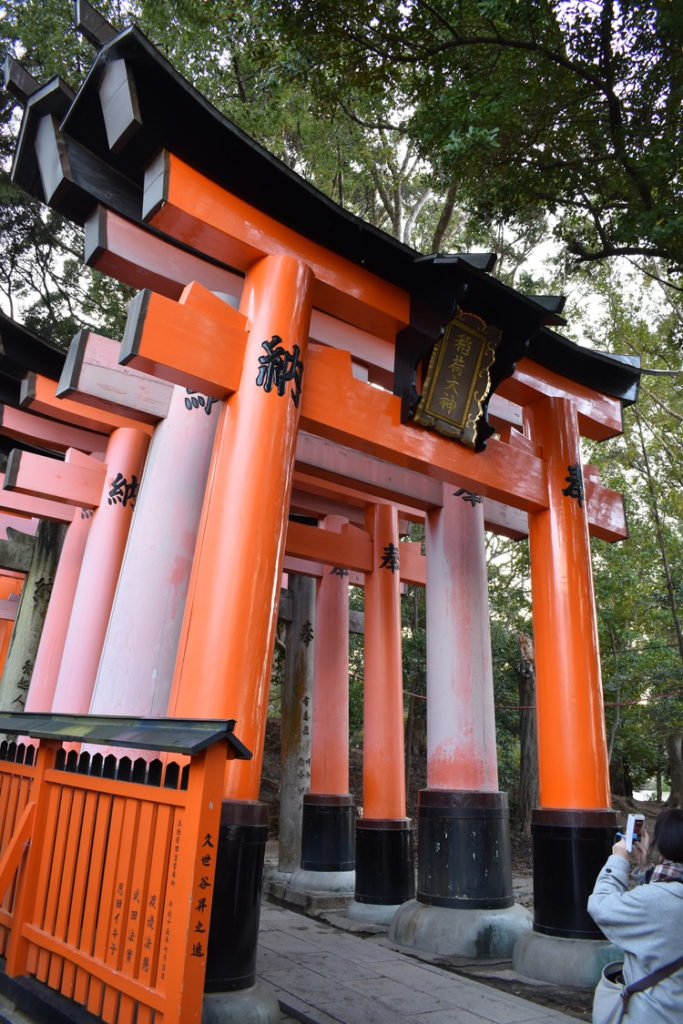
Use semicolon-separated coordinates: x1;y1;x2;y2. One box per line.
355;818;415;905
301;793;355;871
417;790;513;909
205;800;269;992
532;808;618;938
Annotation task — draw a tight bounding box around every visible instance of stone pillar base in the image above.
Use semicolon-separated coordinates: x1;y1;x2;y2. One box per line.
289;866;355;896
205;800;269;993
347;898;401;926
532;808;617;939
513;930;621;989
354;818;414;907
301;794;355;870
417;790;513;908
390;899;531;958
202;982;281;1024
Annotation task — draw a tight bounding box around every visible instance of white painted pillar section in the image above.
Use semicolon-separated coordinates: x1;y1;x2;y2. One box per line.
310;516;350;796
25;511;92;712
50;427;150;713
90;385;220;717
425;484;498;792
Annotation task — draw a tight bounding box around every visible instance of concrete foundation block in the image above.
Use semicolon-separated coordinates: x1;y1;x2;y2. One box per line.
202;983;281;1024
347;899;401;927
389;899;532;958
512;929;621;989
289;867;355;896
262;866;355;915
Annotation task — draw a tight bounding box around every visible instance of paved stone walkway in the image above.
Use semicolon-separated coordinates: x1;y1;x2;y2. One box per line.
259;902;580;1024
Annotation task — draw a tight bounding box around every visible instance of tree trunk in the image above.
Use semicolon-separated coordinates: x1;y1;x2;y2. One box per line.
609;751;633;798
516;632;538;835
666;732;683;808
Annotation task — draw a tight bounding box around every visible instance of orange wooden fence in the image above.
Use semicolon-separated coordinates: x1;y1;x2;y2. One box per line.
0;715;250;1024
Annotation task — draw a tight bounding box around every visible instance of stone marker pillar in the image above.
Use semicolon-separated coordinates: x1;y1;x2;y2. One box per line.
277;572;315;874
349;504;414;924
390;484;530;956
25;512;92;712
0;520;67;712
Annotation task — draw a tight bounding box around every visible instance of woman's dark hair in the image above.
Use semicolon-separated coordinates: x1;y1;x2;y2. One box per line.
654;809;683;862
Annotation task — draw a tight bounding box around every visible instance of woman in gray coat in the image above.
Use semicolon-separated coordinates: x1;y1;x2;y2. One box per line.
588;808;683;1022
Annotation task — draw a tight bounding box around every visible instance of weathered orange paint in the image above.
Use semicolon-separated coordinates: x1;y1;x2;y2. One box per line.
168;254;314;800
50;428;150;714
22;374;153;437
0;475;75;524
584;465;628;542
0;405;108;455
286;518;372;574
425;486;499;791
59;330;174;424
86;205;241;301
527;397;611;809
310;518;350;795
145;152;409;340
362;504;406;820
4;450;106;509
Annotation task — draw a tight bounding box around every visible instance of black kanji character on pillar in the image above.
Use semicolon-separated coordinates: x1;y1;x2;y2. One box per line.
300;620;314;646
562;464;585;508
107;473;139;508
379;543;400;572
32;577;52;606
454;488;482;506
184;389;217;416
330;567;349;577
255;336;303;407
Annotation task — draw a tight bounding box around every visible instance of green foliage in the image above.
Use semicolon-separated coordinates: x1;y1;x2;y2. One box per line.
257;0;683;282
0;0;133;341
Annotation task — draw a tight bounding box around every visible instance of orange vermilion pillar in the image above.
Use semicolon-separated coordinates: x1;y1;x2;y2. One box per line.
352;504;414;917
524;394;616;945
310;522;351;798
167;253;313;997
300;517;355;879
528;397;610;810
169;253;314;800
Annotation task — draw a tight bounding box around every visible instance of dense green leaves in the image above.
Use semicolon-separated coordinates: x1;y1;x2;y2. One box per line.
258;0;683;276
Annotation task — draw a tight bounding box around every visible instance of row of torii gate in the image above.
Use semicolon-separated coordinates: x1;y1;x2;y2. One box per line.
0;1;641;1017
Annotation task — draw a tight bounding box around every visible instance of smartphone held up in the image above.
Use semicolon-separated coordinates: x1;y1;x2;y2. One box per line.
624;813;645;852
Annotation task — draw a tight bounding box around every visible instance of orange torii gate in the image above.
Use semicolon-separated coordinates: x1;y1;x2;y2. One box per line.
4;2;642;1014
